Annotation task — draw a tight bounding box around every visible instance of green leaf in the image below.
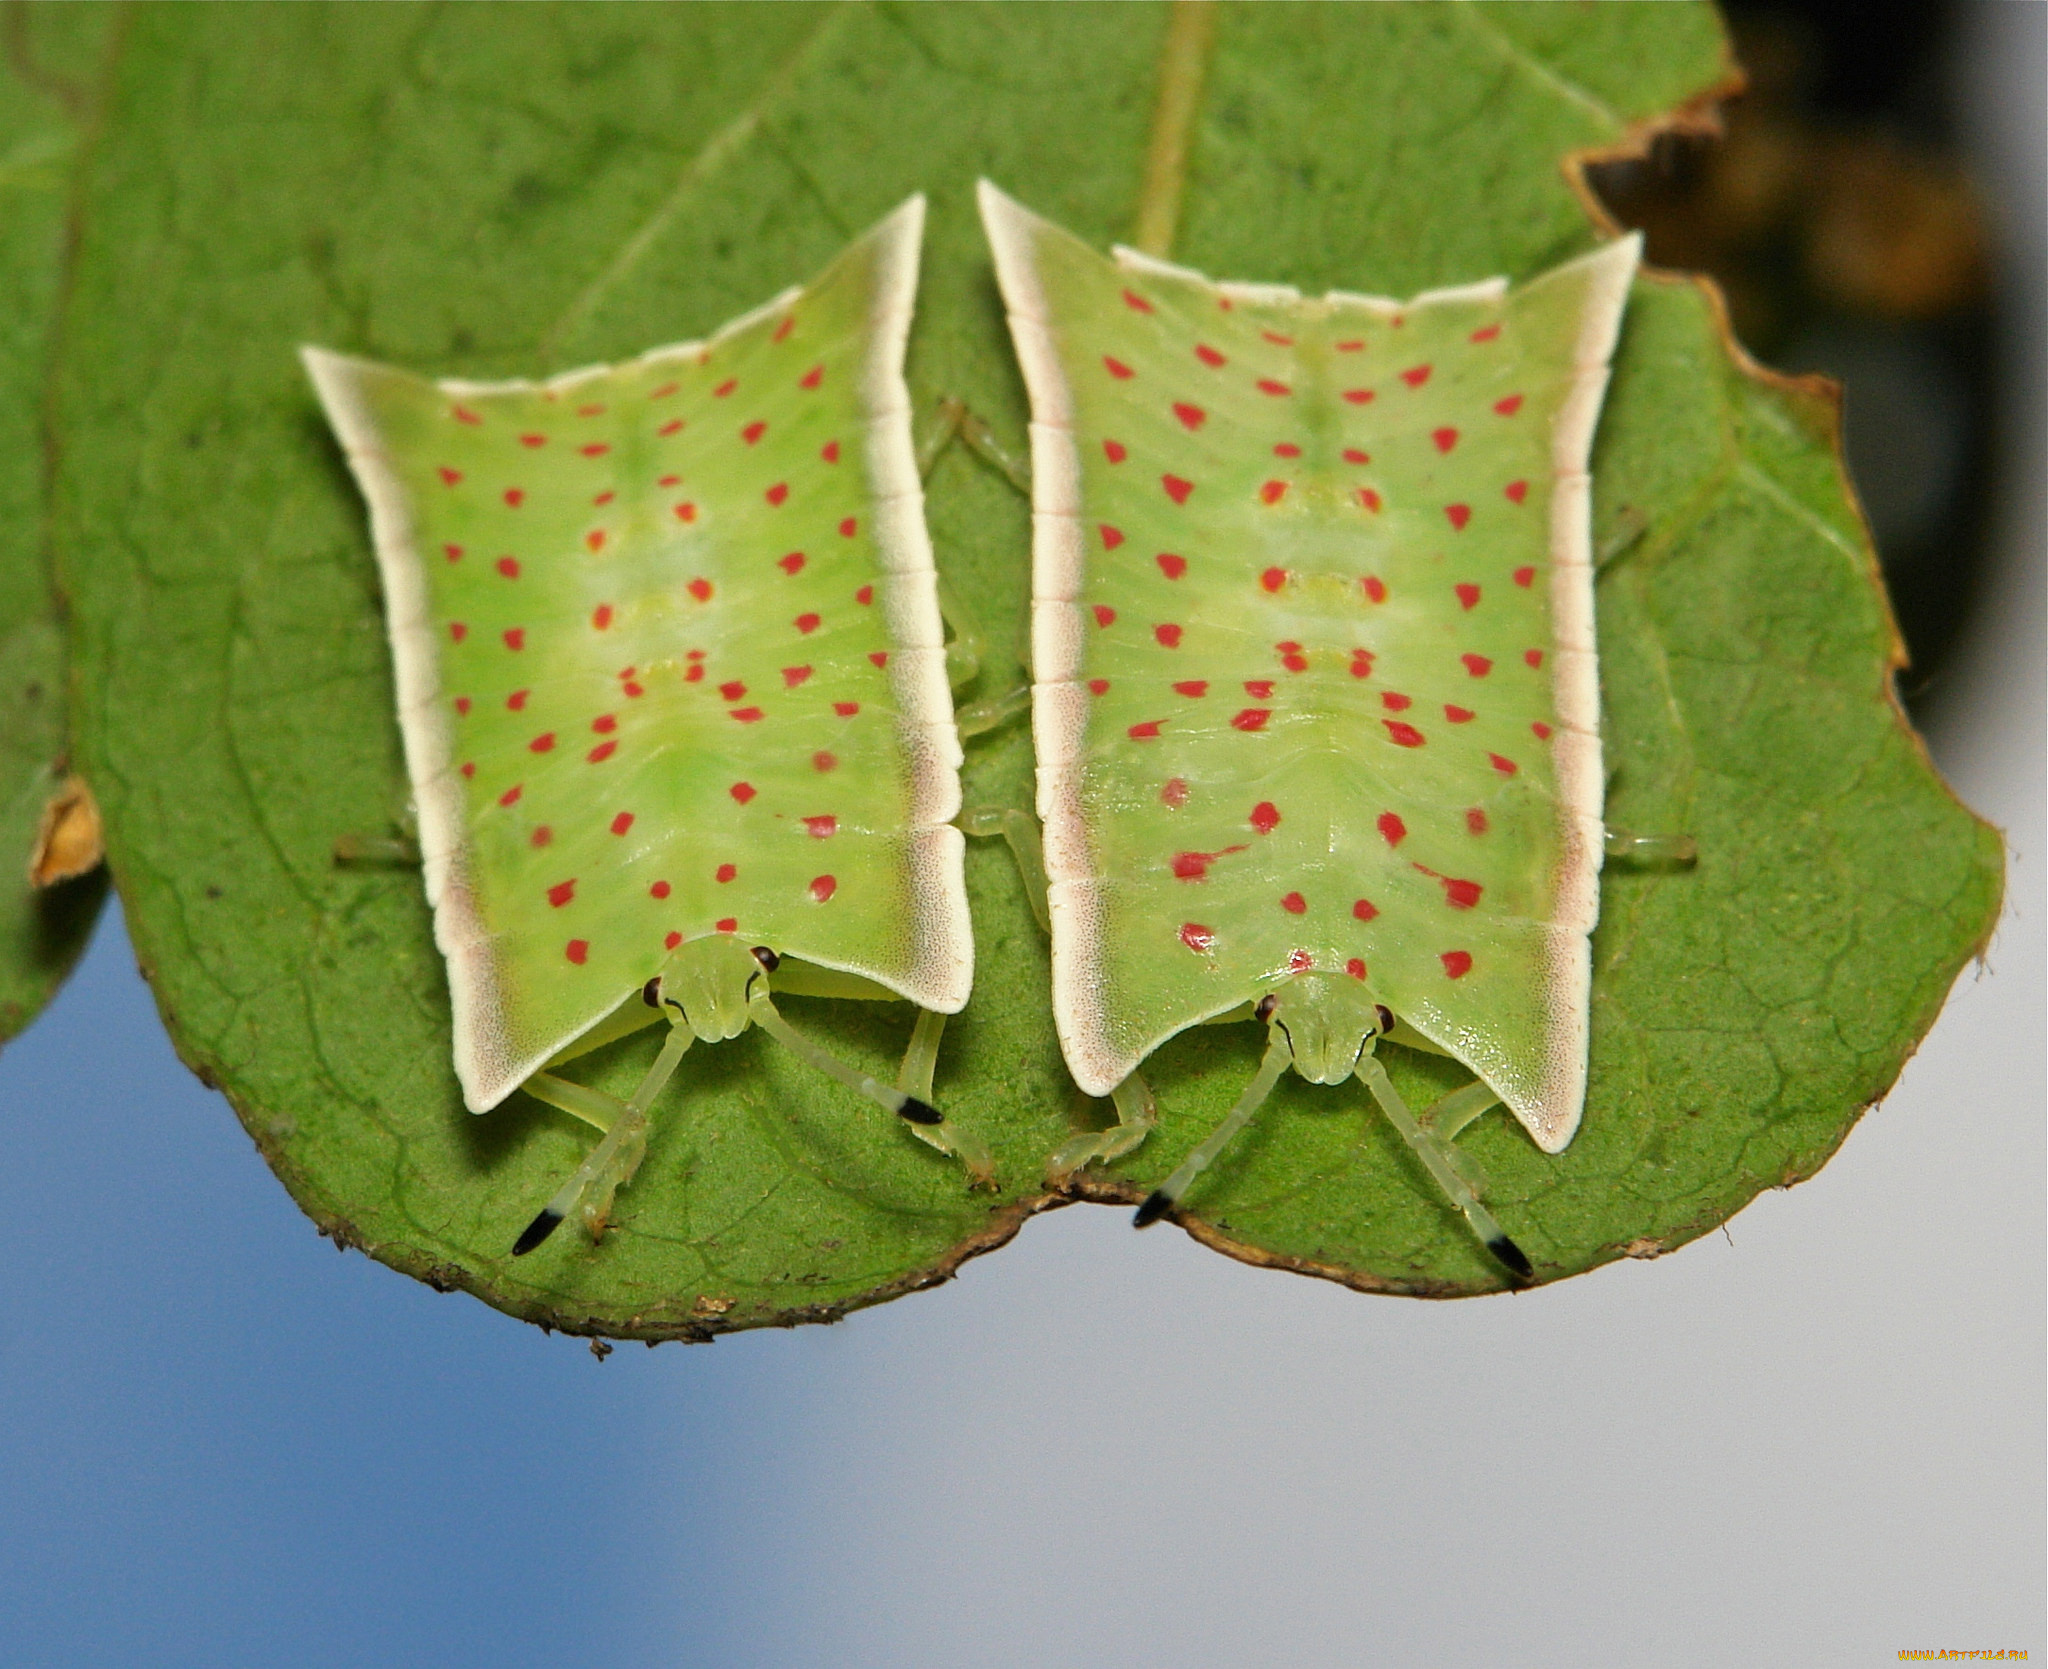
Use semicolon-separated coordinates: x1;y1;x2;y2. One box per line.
0;5;110;1047
49;1;1998;1331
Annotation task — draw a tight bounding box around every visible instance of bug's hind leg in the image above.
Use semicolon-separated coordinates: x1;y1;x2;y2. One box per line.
512;1021;695;1257
1048;1072;1158;1183
1132;1030;1292;1228
1354;1054;1532;1281
959;805;1050;933
1603;829;1698;866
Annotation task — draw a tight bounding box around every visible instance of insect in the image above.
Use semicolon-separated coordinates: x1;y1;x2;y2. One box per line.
980;181;1653;1277
304;196;985;1256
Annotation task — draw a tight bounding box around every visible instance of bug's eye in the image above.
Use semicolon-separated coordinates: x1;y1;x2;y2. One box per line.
641;977;663;1008
750;945;781;973
1255;993;1278;1022
1375;1005;1394;1035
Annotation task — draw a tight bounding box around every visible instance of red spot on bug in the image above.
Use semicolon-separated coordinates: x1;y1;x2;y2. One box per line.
1466;808;1489;835
1231;708;1271;731
1155;623;1183;648
1471;321;1505;343
1446;504;1472;532
1172;679;1208;698
452;405;481;425
730;782;756;803
1281;892;1307;915
1445;705;1475;724
1525;649;1544;668
1278;642;1308;673
592;491;615;507
658;930;679;950
438;467;462;486
821;440;839;462
1512;566;1536;588
765;483;788;507
623;681;644;697
658;418;685;436
1257;379;1292;397
812;751;837;772
1362;575;1387;603
794;612;820;634
719;680;747;702
869;651;889;667
713;379;737;398
715;917;738;933
1381;691;1411;712
592;715;617;734
566;939;588;965
1401;364;1432;388
1432;427;1460;454
1128;720;1163;740
507;689;529;712
1100;524;1125;550
834;700;859;717
1104;439;1128;463
1122;288;1153;313
580;443;610;458
1157;552;1187;579
1342;388;1375;405
608;812;633;837
530;732;556;753
1342;448;1371;465
1505;479;1529;505
1494;393;1524;417
1250;801;1280;834
1260;479;1288;505
1103;356;1134;379
684;666;703;683
1489;753;1518;776
779;552;806;575
688;576;712;601
455;697;471;716
1358;488;1383;513
1180;923;1215;953
808;876;836;903
1273;442;1302;458
1088;678;1110;696
1384;720;1425;747
1336;339;1365;352
1261;330;1294;346
651;880;672;899
1162;474;1193;505
773;315;794;342
855;585;873;605
532;826;552;848
1462;654;1493;677
1350;649;1375;678
1093;605;1117;627
592;604;613;630
503;628;524;650
649;382;678;400
838;517;857;538
675;502;698;522
799;364;824;390
444;543;464;563
1441;951;1473;979
585;529;607;553
716;863;736;882
460;761;475;778
1456;581;1481;609
1244;679;1274;698
1171;852;1208;879
1378;812;1406;847
576;404;604;418
498;785;522;808
783;665;812;688
504;488;524;508
742;421;767;445
1173;402;1207;431
1162;777;1189;808
1260;566;1287;593
730;707;764;723
1194;344;1226;367
1532;721;1553;740
519;437;548;452
1289;949;1313;972
1353;897;1379;921
1346;958;1368;980
804;815;836;839
1441;875;1483;909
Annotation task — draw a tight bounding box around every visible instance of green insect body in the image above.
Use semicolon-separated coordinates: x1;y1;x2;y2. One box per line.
305;198;977;1250
980;184;1639;1269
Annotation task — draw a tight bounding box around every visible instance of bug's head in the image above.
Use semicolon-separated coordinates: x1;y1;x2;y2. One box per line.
1263;974;1391;1085
645;934;767;1042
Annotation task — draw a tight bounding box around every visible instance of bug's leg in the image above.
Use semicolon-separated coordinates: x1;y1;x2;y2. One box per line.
523;1073;622;1134
1048;1070;1158;1182
1354;1052;1532;1281
1133;1027;1292;1228
746;985;946;1129
898;1007;994;1185
958;805;1049;933
1415;1077;1501;1143
512;1019;694;1257
1603;828;1698;866
1595;504;1650;572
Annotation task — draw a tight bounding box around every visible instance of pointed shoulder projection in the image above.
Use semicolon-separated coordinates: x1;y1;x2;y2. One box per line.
978;181;1638;1152
305;198;969;1112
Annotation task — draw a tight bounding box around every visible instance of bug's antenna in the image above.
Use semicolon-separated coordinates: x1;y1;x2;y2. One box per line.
747;987;943;1125
1133;1024;1292;1227
1354;1054;1533;1280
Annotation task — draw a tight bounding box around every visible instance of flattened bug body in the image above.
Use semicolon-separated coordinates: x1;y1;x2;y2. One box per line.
980;183;1642;1276
306;198;982;1253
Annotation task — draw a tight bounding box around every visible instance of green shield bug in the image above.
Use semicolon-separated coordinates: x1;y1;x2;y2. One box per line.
304;198;984;1256
980;182;1655;1279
